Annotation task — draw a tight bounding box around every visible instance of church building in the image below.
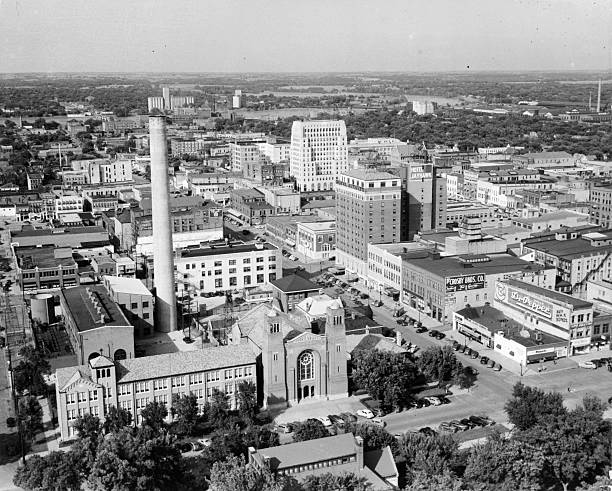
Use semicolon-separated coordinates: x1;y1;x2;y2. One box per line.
230;297;349;408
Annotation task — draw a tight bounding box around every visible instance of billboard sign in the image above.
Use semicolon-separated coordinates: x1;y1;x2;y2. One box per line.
506;288;553;319
446;274;485;293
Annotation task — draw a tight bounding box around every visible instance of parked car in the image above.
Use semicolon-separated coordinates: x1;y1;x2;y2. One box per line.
373;300;383;307
175;442;192;453
198;437;213;447
340;412;357;423
452;342;461;351
494;364;502;371
579;360;597;369
418;427;437;437
480;356;489;365
438;422;456;433
317;416;333;427
464;348;473;356
435;332;446;340
360;293;369;299
449;420;469;431
438;396;451;405
424;396;442;406
469;415;495;427
487;360;496;368
357;409;375;419
460;418;476;429
275;424;292;434
328;414;345;427
416;326;427;334
428;330;439;337
470;350;480;359
372;418;386;428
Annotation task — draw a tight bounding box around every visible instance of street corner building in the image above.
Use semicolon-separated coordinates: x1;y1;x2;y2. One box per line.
230;298;349;408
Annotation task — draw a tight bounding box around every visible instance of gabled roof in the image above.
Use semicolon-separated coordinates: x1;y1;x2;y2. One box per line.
89;354;114;368
270;274;319;294
365;447;399;480
58;367;101;392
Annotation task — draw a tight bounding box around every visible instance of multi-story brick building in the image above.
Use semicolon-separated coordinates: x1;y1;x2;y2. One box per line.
335;170;401;277
55;344;256;441
15;245;79;291
60;284;135;365
174;241;281;295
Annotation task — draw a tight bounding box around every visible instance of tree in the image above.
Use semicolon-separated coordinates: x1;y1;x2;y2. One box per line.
103;405;132;434
454;365;478;389
302;472;371;490
13;345;51;395
243;425;280;450
208;454;285;491
504;382;565;431
205;388;230;425
351;349;418;410
236;381;258;424
171;393;199;437
88;427;185;491
292;419;330;442
346;422;397;453
140;401;168;432
516;399;611;491
464;433;545;491
397;431;458;479
73;413;102;441
416;346;463;385
18;395;43;441
405;471;471;491
576;474;612;491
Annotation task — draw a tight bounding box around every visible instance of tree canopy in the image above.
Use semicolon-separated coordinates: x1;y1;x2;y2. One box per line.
504;382;566;431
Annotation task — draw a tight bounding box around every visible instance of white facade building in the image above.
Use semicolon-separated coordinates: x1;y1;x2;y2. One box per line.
290;120;348;192
147;97;165;112
296;221;336;262
413;101;435;115
174;242;282;295
256;141;290;163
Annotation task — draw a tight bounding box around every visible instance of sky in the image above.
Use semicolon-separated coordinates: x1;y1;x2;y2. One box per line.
0;0;611;73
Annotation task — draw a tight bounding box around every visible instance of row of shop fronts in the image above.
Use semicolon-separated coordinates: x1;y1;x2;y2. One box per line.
452;278;612;366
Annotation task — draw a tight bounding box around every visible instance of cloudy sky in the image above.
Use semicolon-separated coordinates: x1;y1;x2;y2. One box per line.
1;0;611;73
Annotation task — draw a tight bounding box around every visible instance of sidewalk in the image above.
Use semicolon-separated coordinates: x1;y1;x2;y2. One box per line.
273;395;369;424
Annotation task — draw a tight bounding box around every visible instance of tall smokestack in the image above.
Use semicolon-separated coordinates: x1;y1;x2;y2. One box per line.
149;116;177;332
597;79;602;113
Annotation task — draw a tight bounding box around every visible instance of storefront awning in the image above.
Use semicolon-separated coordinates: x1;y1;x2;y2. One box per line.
284;239;295;246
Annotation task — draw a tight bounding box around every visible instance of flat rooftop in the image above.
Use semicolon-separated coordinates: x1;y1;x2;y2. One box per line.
297;221;335;232
103;275;151;296
61;285;131;332
180;241;277;258
503;279;592;309
403;253;544;278
15;245;76;269
513;210;588;225
341;169;398;181
525;236;612;259
457;304;566;347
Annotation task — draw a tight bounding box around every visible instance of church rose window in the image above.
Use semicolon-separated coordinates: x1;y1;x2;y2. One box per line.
298;351;314;381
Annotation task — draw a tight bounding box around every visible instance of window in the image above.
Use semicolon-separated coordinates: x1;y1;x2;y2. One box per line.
229;277;237;286
189;373;204;385
257;274;264;283
243;258;250;264
135;382;148;394
78;392;86;403
89;390;98;401
215;278;223;288
229;268;236;274
245;366;253;377
153;379;168;391
214;261;222;267
273;352;278;361
256;257;264;263
171;376;185;387
143;312;150;319
225;383;235;395
118;384;131;396
224;369;233;379
298;351;315;381
206;371;220;382
268;255;276;262
214;270;222;276
66;393;76;404
244;276;251;285
229;260;236;265
244;267;251;272
142;301;149;308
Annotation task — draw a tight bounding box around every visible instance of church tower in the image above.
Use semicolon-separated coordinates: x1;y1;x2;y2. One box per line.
261;310;287;408
325;300;348;399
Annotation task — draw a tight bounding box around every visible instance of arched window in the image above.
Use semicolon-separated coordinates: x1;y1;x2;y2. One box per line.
114;349;127;361
88;352;100;362
298;351;314;381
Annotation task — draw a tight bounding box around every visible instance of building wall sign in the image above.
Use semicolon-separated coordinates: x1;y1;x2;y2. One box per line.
409;165;432;180
507;289;553;319
446;274;485;293
555;310;568;324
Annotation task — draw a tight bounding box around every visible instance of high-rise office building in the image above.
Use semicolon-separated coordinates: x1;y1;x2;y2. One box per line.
232;89;246;109
162;87;171;110
290;120;348;192
335;170;401;277
147;97;165;113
